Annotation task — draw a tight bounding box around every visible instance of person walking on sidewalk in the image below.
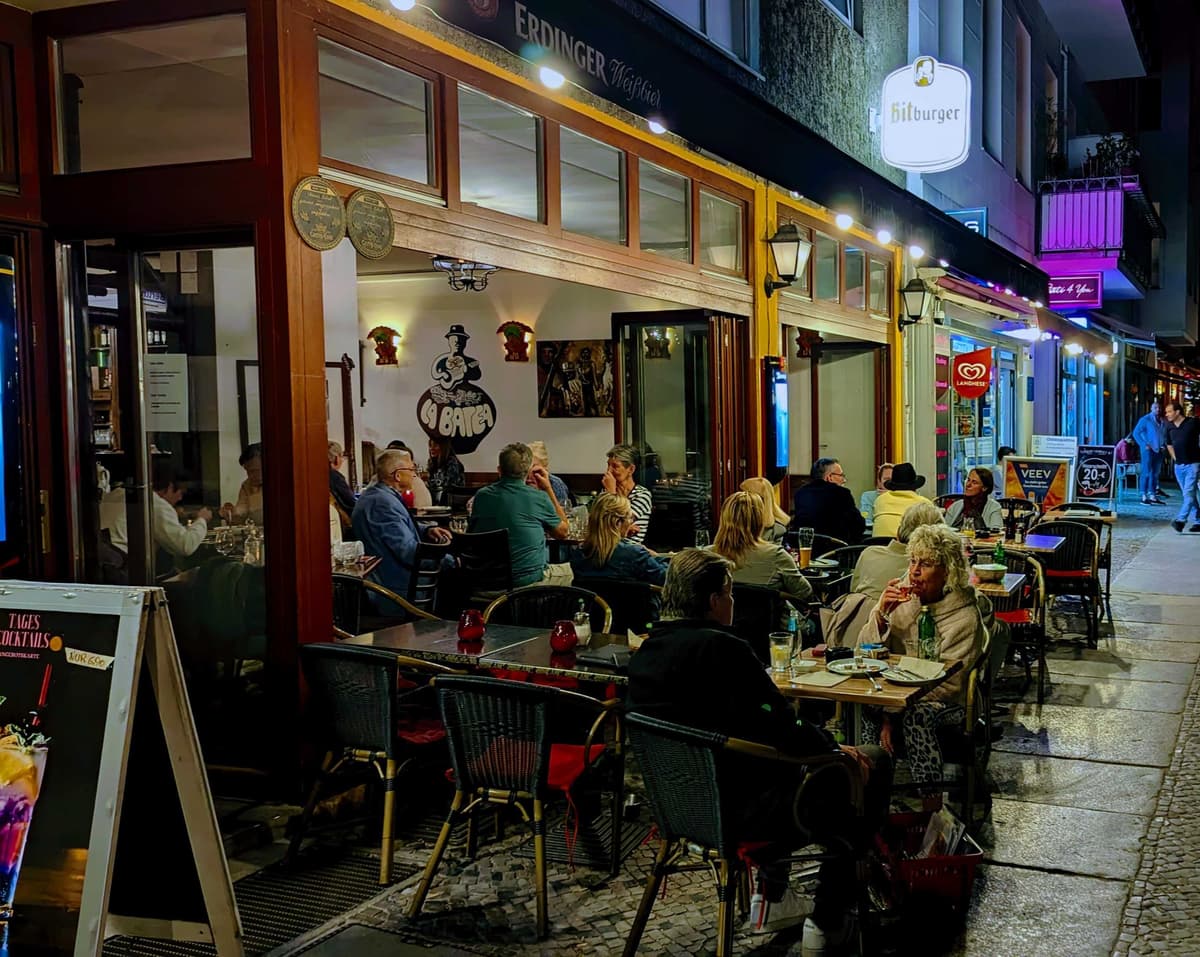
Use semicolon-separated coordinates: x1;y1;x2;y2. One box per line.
1133;396;1170;505
1165;400;1200;533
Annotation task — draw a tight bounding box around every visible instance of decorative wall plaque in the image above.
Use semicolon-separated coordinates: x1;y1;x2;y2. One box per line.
290;175;346;251
345;189;395;260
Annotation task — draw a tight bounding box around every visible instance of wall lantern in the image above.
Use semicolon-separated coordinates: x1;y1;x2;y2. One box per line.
898;277;931;329
366;325;401;365
764;223;814;298
431;256;499;291
644;327;672;359
496;320;534;362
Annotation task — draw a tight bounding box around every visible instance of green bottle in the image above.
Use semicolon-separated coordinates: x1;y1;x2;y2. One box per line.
992;538;1005;565
918;610;938;660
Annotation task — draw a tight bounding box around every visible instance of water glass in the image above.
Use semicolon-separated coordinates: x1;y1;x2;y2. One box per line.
694;529;710;548
768;632;793;674
450;517;468;535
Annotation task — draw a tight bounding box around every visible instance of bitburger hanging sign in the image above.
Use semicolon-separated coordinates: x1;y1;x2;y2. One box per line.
417;325;498;455
881;56;972;173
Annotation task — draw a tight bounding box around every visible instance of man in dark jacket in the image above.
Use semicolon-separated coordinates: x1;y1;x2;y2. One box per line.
627;549;890;948
791;458;866;544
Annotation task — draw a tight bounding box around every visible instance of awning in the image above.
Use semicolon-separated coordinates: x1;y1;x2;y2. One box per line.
1036;309;1114;355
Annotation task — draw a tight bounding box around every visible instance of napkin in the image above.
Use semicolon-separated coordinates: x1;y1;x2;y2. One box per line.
626;629;645;650
898;656;943;679
788;671;849;687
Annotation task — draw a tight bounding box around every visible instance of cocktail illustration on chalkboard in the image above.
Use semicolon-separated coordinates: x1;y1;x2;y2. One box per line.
0;666;51;919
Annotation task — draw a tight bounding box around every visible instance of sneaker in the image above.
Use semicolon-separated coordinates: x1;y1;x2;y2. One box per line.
1190;525;1200;533
750;887;814;935
1143;497;1157;505
801;912;855;955
1156;489;1169;497
1173;520;1186;533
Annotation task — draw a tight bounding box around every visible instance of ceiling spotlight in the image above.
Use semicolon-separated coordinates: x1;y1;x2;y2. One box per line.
389;0;416;9
1033;300;1045;309
538;66;565;89
835;213;853;230
938;259;949;268
1004;287;1015;296
876;229;893;245
1064;341;1084;356
648;119;667;135
986;281;995;288
1094;352;1111;366
908;244;925;260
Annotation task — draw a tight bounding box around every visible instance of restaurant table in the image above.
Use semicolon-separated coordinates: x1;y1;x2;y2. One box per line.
970;572;1025;599
1044;508;1118;525
964;533;1064;556
333;555;382;578
345;618;628;685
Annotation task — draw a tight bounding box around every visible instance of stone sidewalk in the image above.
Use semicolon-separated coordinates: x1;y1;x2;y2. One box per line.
272;511;1198;957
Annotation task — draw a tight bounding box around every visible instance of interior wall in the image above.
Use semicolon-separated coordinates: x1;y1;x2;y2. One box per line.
637;328;687;474
353;264;683;476
211;247;257;505
787;356;814;480
817;350;879;506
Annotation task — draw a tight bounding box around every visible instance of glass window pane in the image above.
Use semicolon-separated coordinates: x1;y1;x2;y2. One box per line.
699;189;743;274
814;232;839;302
458;85;542;222
844;247;865;309
653;0;702;30
318;39;432;186
560;127;625;243
869;259;889;314
58;16;250;173
639;159;690;261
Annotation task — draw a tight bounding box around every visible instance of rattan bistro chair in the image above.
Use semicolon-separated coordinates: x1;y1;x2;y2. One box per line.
407;675;624;938
997;497;1038;515
287;643;460;884
484;584;613;634
332;573;437;636
408;541;451;616
811;533;848;557
572;576;662;635
934;493;963;510
621;713;866;957
1028;520;1101;647
818;544;870;575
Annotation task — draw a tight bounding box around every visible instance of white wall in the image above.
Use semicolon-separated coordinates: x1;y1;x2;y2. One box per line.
639;332;687;474
818;350;878;502
353;267;682;474
211;247;258;505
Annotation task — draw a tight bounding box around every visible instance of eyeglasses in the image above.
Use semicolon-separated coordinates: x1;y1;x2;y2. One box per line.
828;469;846;481
908;558;940;571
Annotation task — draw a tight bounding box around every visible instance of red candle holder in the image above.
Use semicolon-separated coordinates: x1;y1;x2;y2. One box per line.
550;619;578;653
400;488;416;509
457;608;486;642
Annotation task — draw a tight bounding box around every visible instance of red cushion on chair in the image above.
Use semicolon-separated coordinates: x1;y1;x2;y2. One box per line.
396;717;447;746
547;743;605;792
995;609;1032;625
1045;569;1092;578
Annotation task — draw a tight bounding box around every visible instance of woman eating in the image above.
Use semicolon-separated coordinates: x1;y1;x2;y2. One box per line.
858;523;993;796
740;476;790;544
601;444;653;545
944;468;1003;533
569;493;668;584
710;491;812;615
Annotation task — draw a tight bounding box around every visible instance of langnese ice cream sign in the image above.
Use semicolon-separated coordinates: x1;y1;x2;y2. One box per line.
881;57;972;174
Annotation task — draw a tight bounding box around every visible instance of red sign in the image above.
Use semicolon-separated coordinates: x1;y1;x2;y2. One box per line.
1048;273;1102;309
952;347;993;399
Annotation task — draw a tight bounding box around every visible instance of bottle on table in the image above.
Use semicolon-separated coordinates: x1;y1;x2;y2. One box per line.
572;599;592;646
917;609;938;660
992;538;1005;566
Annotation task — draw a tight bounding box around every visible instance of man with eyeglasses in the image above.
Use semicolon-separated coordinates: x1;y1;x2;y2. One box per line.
352;448;452;616
791;457;866;546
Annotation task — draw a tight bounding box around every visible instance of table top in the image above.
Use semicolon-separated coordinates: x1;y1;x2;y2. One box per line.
1044;509;1118;525
332;556;382;578
970;572;1025;598
776;654;962;710
969;534;1065;555
345;618;629;684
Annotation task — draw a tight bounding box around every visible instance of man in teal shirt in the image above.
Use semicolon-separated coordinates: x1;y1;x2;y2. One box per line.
470;442;569;586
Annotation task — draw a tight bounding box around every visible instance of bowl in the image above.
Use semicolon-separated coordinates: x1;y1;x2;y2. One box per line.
972;563;1006;583
793;659;819;675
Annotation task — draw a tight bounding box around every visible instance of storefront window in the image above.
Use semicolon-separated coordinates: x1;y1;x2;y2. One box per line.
458;85;542;221
639;159;690;262
699;189;743;274
813;232;839;302
560;127;625;244
868;259;889;315
318;39;433;188
844;247;865;309
1061;353;1079;439
1083;360;1100;443
57;16;251;173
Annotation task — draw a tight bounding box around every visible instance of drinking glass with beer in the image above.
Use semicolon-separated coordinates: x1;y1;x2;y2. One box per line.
796;527;815;568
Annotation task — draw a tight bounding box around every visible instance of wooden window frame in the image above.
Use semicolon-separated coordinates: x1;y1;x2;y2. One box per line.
842;242;867;311
697;184;746;278
0;43;18;191
557;122;628;248
314;27;443;199
868;256;892;317
637;155;693;266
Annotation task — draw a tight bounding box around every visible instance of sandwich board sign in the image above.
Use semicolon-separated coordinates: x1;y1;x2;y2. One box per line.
1075;445;1117;502
0;582;241;955
1002;457;1073;509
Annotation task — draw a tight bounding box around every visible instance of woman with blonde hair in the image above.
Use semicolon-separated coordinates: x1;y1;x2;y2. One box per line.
711;491;812;610
569;493;668;584
740;476;789;543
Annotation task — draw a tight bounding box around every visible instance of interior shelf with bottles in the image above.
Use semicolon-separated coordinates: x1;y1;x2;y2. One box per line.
89;322;120;453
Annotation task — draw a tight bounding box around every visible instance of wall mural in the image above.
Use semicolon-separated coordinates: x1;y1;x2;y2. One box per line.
536;339;614;418
417;324;497;453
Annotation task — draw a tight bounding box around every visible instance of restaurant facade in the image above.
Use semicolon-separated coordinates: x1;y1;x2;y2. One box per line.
0;0;1049;777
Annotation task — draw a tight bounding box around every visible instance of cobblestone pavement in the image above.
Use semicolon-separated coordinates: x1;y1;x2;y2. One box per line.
271;509;1197;957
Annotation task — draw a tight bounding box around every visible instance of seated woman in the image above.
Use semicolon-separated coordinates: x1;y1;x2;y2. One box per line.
711;491;812;612
569;493;668;584
601;444;653;545
740;476;790;544
858;523;993;795
944;468;1003;532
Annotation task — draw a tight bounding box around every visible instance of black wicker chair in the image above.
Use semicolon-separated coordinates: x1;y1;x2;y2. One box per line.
332;573;436;637
408;541;451;616
287;643;459;884
994;553;1048;704
572;576;662;635
407;675;624;937
934;493;963;510
862;535;893;547
1043;510;1113;622
1051;501;1102;513
811;534;848;557
484;584;613;634
1027;520;1100;647
621;713;865;957
437;529;514;617
818;544;870;575
997;497;1038;515
729;583;787;665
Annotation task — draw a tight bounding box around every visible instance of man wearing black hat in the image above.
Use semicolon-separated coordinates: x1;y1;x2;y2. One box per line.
870;463;934;539
791;457;866;545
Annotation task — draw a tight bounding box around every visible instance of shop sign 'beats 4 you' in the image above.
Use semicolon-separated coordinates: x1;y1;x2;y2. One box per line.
881;57;972;174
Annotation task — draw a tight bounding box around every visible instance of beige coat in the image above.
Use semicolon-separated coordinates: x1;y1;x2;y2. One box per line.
851;540;908;603
858;586;992;705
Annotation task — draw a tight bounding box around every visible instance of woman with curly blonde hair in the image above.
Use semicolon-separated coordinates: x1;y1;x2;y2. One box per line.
569;493;668;584
711;491;812;613
740;476;789;543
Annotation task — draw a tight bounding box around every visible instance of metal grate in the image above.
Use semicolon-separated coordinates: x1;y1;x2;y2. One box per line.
103;853;413;957
291;923;489;956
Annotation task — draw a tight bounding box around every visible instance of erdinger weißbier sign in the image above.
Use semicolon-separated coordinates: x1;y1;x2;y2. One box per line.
881;56;972;173
952;347;992;400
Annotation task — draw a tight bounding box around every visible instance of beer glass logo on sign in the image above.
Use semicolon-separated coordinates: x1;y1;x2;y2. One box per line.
881;56;972;173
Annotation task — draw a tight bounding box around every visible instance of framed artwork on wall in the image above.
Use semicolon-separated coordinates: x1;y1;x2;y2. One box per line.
536;339;614;418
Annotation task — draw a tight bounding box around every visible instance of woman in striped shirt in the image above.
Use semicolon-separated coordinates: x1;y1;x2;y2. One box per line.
601;443;653;546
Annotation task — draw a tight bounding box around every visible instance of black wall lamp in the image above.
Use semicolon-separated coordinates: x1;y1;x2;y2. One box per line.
764;223;814;298
899;277;932;330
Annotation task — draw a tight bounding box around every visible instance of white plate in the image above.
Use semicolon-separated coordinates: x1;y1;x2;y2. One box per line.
884;668;946;685
416;506;451;514
826;658;890;677
809;557;839;569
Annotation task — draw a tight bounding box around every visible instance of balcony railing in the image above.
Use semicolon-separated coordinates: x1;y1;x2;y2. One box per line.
1037;174;1165;290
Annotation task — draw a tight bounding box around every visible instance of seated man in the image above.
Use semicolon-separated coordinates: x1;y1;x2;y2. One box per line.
104;460;213;576
791;457;865;545
221;443;264;525
328;441;357;533
851;502;945;602
352;448;452;615
627;549;891;950
469;442;569;587
870;463;934;539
